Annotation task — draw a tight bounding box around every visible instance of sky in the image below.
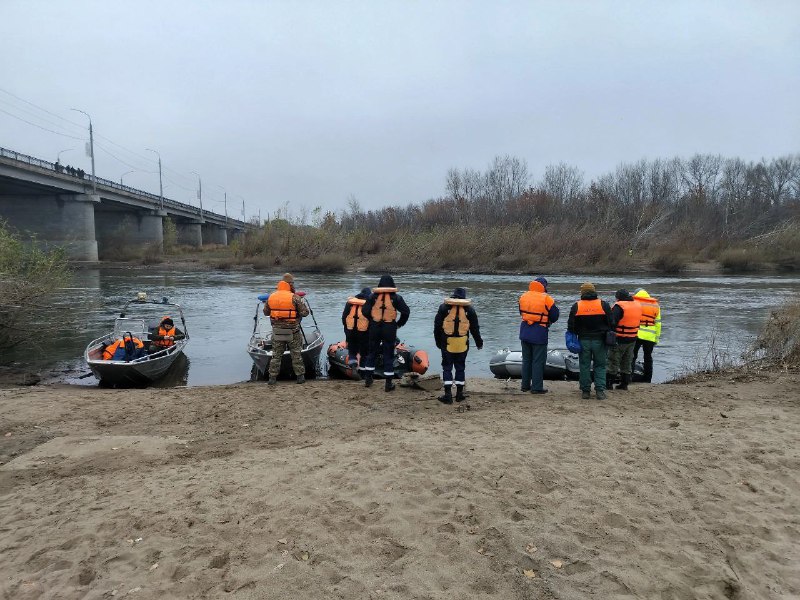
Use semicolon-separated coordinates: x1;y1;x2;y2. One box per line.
1;0;798;221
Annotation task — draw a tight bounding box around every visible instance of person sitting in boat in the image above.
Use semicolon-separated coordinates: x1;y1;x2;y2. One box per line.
149;316;185;351
263;273;310;385
434;287;483;404
102;334;146;361
362;274;410;392
341;287;371;379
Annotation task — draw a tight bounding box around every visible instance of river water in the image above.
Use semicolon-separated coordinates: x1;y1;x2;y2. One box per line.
18;268;800;386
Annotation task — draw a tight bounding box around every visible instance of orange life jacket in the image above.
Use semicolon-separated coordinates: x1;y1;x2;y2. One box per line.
371;289;397;323
637;297;660;326
345;298;369;332
268;286;298;321
443;305;470;336
153;325;177;348
575;298;605;316
613;300;642;339
102;336;144;360
519;289;553;326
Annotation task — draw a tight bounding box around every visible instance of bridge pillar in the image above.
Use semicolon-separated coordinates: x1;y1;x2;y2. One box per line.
202;223;228;245
176;220;203;247
227;228;245;244
0;193;99;261
95;210;164;255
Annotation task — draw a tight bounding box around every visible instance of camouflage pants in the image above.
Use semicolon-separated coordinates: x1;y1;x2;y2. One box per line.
269;328;305;378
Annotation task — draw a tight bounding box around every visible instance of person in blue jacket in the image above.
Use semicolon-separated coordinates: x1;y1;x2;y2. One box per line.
518;276;559;394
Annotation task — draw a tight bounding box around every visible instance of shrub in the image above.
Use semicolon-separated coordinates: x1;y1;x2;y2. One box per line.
650;253;686;274
719;247;766;272
0;220;71;356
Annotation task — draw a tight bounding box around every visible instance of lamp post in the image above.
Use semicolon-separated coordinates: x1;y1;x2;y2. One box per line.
69;108;96;193
120;170;137;185
191;171;203;219
234;194;245;222
213;184;227;225
145;148;164;211
56;148;74;163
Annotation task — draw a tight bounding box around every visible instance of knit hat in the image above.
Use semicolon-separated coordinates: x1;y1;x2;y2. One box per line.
580;282;596;295
452;287;467;299
615;288;631;301
282;272;295;284
534;276;548;291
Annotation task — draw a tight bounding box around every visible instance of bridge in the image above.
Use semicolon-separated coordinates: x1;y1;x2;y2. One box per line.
0;146;254;261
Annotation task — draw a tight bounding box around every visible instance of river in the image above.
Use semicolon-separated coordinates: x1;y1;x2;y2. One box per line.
15;268;800;386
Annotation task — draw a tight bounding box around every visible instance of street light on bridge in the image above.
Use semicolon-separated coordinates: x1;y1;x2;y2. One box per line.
69;108;96;193
190;171;203;220
212;184;228;225
120;170;138;185
144;148;164;211
56;148;74;163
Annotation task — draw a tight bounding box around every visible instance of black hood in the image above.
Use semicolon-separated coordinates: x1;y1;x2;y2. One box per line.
356;287;371;299
580;291;599;300
378;274;395;288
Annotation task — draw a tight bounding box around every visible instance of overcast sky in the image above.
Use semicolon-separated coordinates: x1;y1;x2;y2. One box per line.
1;1;798;220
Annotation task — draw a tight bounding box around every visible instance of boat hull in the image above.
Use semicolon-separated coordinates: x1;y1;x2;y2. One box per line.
87;343;187;387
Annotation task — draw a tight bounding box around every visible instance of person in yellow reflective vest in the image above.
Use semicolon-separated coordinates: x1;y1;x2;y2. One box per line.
433;287;483;404
631;288;662;383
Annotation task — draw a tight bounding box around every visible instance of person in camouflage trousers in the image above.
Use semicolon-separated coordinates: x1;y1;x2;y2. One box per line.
263;273;310;384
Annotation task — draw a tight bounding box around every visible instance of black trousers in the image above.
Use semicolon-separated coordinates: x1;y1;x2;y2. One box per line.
345;330;369;367
441;350;467;385
365;323;397;377
632;339;655;383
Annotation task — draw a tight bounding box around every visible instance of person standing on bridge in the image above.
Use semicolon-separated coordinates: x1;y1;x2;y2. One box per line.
362;275;410;392
263;273;309;385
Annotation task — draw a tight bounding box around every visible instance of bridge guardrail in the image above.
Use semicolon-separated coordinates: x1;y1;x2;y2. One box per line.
0;146;250;228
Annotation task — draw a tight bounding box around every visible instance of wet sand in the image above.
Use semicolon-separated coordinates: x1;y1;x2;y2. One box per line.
1;374;798;599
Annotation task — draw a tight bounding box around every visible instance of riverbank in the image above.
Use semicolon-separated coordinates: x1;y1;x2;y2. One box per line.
1;374;798;599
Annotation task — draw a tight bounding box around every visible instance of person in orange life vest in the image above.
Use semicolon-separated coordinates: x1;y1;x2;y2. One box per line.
102;334;145;361
434;287;483;404
631;288;661;383
567;282;613;400
149;316;185;350
361;274;410;392
518;277;559;395
263;273;310;384
607;289;641;391
341;287;372;377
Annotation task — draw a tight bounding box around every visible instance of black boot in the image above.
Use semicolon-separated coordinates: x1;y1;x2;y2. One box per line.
606;373;616;391
364;371;373;388
616;373;630;390
438;384;453;404
385;376;395;392
455;384;466;402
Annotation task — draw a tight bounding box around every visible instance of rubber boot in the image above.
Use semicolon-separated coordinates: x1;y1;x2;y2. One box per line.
455;384;466;403
438;384;453;404
268;376;277;385
385;377;396;392
606;373;616;391
616;373;630;390
364;371;373;388
296;374;305;384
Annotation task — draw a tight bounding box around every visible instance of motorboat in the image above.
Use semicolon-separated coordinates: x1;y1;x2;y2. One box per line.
489;348;571;380
327;339;429;379
84;293;189;387
247;295;324;380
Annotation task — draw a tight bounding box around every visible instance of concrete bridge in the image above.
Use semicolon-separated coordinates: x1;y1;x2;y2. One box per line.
0;146;254;261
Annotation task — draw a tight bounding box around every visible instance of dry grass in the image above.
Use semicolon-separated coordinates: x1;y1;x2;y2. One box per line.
754;300;800;368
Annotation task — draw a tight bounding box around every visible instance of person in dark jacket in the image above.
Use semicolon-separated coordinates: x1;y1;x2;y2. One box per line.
518;276;559;394
608;289;642;391
341;287;372;378
434;287;483;404
567;282;613;400
362;274;411;391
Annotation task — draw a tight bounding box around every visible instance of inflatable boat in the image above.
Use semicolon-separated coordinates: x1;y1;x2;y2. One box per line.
490;348;645;382
327;339;429;380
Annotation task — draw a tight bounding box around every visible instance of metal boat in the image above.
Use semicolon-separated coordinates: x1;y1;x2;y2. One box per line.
84;294;189;387
247;296;324;380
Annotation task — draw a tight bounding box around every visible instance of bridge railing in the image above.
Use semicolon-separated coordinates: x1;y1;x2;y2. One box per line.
0;146;250;228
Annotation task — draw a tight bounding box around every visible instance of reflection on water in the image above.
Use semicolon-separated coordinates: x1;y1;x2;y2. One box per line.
17;267;800;386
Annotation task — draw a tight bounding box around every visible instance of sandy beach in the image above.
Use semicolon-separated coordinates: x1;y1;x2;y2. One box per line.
1;373;798;600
